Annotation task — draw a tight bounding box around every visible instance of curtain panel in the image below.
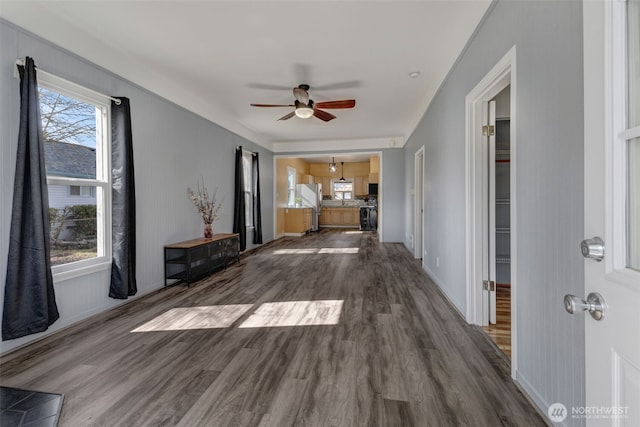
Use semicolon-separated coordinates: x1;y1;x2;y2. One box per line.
252;153;263;244
109;98;137;299
2;57;60;341
233;146;247;251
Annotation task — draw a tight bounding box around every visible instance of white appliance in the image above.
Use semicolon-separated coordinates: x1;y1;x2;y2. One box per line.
295;183;322;231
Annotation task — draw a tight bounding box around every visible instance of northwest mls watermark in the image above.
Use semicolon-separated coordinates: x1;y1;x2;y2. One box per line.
548;402;630;423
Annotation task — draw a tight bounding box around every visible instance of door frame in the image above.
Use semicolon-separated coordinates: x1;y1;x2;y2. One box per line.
414;146;425;262
465;46;517;378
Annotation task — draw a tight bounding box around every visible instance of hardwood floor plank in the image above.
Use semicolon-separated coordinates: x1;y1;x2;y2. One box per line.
0;229;544;426
175;347;258;427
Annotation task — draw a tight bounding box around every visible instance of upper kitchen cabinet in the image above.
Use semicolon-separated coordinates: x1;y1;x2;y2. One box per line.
369;156;379;183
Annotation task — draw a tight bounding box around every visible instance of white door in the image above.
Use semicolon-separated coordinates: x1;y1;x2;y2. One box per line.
579;1;640;426
415;147;424;262
482;100;498;325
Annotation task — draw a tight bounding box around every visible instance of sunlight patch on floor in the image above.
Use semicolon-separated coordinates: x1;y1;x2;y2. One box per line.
131;305;254;332
318;247;359;254
238;300;344;328
272;248;318;255
344;231;363;234
272;248;359;255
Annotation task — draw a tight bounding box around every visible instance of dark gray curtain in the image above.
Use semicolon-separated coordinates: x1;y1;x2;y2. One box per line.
252;153;263;245
109;98;137;299
2;57;59;341
233;146;246;251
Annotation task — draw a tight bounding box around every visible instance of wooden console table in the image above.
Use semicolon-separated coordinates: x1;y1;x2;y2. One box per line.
164;233;240;286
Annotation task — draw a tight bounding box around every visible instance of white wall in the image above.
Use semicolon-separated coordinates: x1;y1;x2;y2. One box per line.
0;20;274;354
403;1;585;424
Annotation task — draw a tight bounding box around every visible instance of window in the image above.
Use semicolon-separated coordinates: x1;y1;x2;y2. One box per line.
333;181;353;200
69;185;95;197
626;0;640;270
287;166;297;206
39;77;111;274
242;150;253;228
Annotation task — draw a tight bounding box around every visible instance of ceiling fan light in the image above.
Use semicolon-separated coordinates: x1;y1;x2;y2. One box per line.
294;106;314;119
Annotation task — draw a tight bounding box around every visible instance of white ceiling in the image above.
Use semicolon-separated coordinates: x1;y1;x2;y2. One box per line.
0;1;491;152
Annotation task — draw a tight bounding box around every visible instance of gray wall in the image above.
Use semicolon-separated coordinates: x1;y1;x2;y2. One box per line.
0;19;274;354
380;148;405;242
403;1;585;424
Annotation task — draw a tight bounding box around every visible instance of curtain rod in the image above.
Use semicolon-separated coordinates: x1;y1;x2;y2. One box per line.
15;59;121;106
236;146;257;156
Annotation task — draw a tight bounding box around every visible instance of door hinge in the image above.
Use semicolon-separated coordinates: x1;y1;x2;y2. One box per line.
482;125;495;136
482;280;496;291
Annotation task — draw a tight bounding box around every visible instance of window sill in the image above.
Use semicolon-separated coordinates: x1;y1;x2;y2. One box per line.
52;259;112;283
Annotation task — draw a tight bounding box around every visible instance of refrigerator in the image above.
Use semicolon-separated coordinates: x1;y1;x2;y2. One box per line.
295;183;322;231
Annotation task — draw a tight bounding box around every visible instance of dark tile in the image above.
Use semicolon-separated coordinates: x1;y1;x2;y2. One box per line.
0;387;32;409
1;408;26;425
23;414;59;427
21;395;63;424
0;387;63;427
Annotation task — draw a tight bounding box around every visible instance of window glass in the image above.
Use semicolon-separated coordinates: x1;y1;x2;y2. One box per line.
333;181;353;200
627;0;640;270
242;151;253;227
287;166;296;206
39;85;108;269
628;0;639;128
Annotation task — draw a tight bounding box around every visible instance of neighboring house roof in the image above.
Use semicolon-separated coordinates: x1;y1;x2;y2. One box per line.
44;141;96;179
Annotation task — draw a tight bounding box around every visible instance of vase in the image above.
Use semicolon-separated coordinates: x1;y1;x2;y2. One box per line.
204;223;213;239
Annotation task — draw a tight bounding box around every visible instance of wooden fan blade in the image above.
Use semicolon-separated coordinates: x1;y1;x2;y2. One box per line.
250;103;295;107
314;99;356;109
313;109;336;122
277;111;296;121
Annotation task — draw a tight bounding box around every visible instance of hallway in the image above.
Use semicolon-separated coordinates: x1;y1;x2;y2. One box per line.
0;230;544;426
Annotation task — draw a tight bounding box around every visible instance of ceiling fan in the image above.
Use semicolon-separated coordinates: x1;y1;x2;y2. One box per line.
250;84;356;122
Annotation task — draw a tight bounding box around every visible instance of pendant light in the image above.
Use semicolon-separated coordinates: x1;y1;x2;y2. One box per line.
339;162;346;182
329;156;337;172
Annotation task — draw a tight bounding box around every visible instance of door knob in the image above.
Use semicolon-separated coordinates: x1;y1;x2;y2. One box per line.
564;292;606;321
580;236;604;261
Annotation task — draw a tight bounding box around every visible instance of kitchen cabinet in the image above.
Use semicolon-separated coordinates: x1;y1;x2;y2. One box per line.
368;173;379;184
285;208;312;234
302;174;315;184
322;176;332;194
342;208;358;225
370;155;379;173
319;207;360;227
354;175;370;196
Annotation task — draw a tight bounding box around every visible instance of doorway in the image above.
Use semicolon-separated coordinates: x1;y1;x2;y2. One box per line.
481;88;512;359
415;147;425;263
465;47;517;376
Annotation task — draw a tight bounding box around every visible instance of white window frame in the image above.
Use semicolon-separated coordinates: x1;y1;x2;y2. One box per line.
333;180;354;200
242;150;254;229
605;0;640;284
39;73;112;281
287;166;297;207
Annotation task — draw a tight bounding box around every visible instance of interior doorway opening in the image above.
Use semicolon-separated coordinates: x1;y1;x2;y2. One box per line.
465;46;517;377
414;147;425;263
481;87;512;359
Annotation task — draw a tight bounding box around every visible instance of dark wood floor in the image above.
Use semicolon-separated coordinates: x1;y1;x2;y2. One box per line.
0;229;545;426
